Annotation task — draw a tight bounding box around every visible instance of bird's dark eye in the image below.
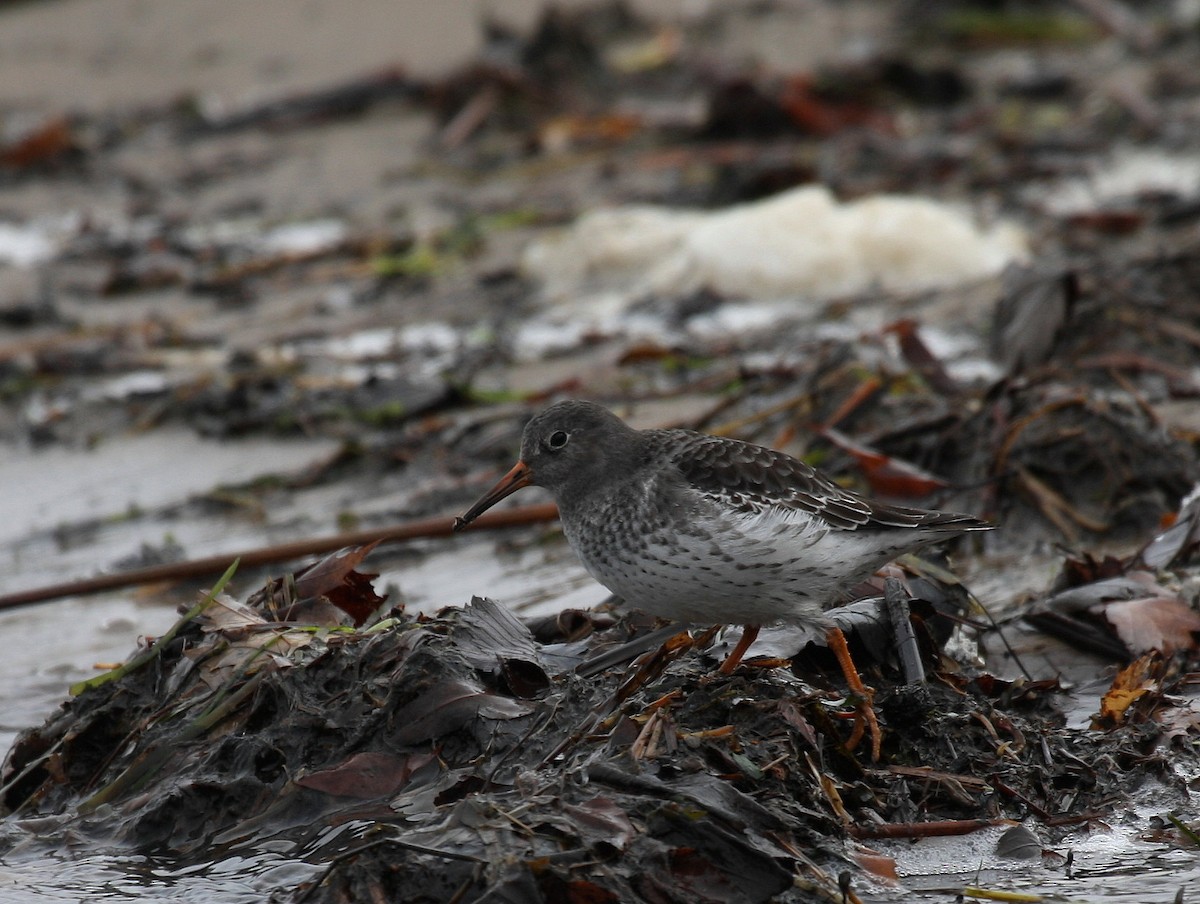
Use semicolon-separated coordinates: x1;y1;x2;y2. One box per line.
547;430;570;450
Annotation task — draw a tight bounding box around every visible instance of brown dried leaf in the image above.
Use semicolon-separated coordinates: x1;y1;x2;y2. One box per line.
201;594;268;633
0;116;75;169
852;849;899;879
250;543;386;626
1094;654;1162;728
296;751;434;799
778;698;819;749
289;543;386;625
1066;209;1147;234
778;74;889;136
818;426;950;499
293;542;380;599
1100;595;1200;655
317;569;386;626
1158;700;1200;742
885;318;959;395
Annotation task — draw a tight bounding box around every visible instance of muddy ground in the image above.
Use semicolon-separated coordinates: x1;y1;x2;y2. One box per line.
2;1;1200;902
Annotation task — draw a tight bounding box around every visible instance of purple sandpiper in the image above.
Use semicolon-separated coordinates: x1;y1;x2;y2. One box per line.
455;399;991;758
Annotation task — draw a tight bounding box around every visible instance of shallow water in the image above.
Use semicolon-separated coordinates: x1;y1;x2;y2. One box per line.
2;805;1196;903
0;842;323;904
871;820;1200;902
0;430;342;591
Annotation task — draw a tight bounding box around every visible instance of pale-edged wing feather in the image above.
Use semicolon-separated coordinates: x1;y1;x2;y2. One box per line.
650;429;987;534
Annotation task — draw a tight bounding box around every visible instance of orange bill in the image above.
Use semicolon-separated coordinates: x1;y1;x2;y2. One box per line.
453;461;533;531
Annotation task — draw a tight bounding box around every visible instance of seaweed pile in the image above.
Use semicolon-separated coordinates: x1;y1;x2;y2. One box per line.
4;507;1198;903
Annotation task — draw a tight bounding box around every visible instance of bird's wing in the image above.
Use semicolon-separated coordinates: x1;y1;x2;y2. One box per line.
658;430;989;534
659;431;873;530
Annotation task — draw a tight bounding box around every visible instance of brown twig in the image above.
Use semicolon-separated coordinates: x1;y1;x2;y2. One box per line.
0;502;560;612
848;818;1013;840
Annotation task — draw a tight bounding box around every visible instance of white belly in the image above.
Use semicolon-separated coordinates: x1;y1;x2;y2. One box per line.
563;503;871;626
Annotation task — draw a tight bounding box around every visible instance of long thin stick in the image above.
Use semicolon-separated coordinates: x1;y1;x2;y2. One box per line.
0;502;559;612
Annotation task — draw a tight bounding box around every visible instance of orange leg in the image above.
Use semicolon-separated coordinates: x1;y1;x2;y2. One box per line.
718;624;761;675
826;626;881;762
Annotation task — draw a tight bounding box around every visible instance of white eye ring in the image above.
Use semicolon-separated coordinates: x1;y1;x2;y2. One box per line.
547;430;570;450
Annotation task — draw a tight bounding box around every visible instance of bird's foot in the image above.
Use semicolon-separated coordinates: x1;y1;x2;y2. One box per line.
838;687;881;762
825;626;882;761
716;624;761;675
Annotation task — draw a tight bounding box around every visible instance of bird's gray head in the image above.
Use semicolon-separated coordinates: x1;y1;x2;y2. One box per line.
453;400;643;531
519;400;642;503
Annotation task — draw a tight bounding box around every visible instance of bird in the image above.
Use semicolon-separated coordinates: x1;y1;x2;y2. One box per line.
454;399;991;758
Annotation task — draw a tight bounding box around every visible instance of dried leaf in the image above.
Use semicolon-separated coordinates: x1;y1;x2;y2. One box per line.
1099;595;1200;655
201;594;268;633
317;569;387;626
819;426;950;498
778;75;888;136
852;849;899;878
885;318;958;395
296;751;434;798
561;797;635;854
189;623;316;690
1066;209;1146;234
391;678;533;746
0;116;75;169
296;543;375;592
555;879;620;904
1159;700;1200;742
539;113;643;153
1094;654;1161;727
1042;572;1162;614
290;542;385;625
